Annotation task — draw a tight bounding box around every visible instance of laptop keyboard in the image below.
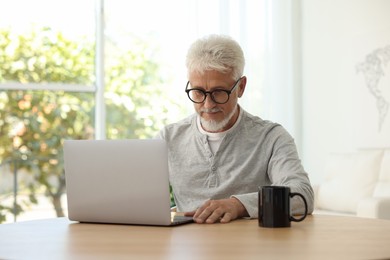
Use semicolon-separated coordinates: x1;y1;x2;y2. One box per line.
172;215;194;225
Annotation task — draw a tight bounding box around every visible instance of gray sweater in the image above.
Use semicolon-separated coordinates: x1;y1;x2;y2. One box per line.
158;108;314;218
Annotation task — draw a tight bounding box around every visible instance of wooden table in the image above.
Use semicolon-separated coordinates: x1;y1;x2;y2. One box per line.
0;214;390;259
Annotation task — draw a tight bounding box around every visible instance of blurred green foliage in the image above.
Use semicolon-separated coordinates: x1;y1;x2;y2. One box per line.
0;27;181;222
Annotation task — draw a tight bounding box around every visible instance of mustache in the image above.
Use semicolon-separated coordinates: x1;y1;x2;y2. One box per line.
199;108;222;113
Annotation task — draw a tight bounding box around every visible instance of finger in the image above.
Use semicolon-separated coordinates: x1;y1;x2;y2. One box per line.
205;209;224;224
184;211;196;217
193;200;212;219
194;208;213;223
194;202;218;223
192;208;202;219
220;212;233;223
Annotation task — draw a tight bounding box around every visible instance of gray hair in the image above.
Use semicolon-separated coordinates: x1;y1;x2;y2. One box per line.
186;34;245;80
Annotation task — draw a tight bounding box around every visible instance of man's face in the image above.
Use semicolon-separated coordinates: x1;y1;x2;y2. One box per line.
188;70;246;132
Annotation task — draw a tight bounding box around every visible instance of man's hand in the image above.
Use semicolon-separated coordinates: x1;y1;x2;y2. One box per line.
184;198;248;224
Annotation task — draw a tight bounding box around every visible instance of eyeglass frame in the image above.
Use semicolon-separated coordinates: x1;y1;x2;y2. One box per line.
185;77;243;104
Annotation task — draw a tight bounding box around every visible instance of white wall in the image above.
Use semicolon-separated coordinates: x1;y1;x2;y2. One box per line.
301;0;390;184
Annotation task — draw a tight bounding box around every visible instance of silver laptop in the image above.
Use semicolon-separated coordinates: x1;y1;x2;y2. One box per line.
63;139;193;226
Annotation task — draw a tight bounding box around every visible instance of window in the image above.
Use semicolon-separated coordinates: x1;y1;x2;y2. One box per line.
0;0;265;223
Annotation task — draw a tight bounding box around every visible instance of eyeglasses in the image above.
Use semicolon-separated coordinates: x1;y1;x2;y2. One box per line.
185;77;242;104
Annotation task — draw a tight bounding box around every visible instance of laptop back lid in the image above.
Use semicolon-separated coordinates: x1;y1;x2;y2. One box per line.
64;139;172;226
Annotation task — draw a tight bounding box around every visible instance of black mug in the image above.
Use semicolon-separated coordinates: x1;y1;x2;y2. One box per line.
258;186;308;228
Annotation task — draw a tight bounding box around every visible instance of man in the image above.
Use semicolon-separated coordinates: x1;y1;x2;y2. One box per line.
158;34;314;224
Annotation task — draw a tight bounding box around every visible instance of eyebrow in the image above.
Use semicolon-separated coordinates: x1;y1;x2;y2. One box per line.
189;84;229;91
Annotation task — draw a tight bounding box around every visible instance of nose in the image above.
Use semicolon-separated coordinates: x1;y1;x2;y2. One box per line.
203;93;216;108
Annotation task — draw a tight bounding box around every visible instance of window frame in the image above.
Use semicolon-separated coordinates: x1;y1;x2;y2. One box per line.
0;0;106;139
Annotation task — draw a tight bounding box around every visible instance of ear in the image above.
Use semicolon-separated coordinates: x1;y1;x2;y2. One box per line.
237;76;247;98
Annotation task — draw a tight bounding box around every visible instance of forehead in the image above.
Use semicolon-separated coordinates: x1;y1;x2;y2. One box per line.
188;70;234;87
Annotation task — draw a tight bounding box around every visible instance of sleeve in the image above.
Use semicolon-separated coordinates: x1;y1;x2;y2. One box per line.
231;193;259;218
267;127;314;215
233;126;314;219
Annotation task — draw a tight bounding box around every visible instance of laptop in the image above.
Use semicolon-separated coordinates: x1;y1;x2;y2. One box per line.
63;139;193;226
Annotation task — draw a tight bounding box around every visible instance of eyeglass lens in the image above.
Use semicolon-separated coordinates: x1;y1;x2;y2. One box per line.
188;89;230;104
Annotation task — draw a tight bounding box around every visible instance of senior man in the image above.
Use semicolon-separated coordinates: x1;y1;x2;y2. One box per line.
158;34;314;224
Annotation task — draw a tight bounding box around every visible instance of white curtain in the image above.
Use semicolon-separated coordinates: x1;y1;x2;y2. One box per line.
263;0;302;151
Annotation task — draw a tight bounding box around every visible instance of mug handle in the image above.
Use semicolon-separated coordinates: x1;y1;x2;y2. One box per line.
289;193;308;222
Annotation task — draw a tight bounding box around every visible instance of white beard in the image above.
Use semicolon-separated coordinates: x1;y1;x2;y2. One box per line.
199;106;237;132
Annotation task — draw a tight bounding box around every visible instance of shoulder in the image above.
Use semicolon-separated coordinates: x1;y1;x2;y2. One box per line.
240;109;293;140
241;109;281;130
